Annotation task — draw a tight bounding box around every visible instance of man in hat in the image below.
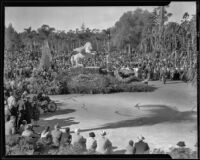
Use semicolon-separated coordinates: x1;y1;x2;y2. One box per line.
51;123;62;147
86;132;97;153
96;130;112;154
71;128;86;151
61;127;72;145
133;135;150;154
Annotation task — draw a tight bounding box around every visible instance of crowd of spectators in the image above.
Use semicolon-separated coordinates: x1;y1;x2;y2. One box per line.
4;48;197;156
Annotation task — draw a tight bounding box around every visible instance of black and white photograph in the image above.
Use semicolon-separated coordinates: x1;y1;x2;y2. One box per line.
4;1;198;158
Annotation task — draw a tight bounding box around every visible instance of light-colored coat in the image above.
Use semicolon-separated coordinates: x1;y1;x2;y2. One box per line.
5;120;15;136
125;144;135;154
71;133;86;150
96;136;112;154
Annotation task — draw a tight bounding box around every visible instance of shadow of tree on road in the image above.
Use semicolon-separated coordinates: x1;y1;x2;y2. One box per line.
113;149;126;154
35;117;79;133
81;105;196;132
40;109;76;118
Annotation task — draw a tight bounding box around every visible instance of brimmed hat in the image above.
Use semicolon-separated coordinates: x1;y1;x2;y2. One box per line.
54;123;60;129
74;128;80;134
177;141;186;147
89;132;95;137
100;130;106;136
137;135;145;141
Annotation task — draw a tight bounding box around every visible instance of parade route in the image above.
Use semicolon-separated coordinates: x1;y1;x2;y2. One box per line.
38;81;197;153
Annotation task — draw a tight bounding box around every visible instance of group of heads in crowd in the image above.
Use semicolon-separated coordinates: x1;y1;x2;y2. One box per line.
4;48;196;80
5;111;150;155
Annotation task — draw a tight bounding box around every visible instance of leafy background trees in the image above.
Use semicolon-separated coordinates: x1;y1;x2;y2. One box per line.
5;7;196;80
5;7;196;56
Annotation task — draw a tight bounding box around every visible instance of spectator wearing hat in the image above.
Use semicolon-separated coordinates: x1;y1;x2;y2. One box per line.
51;123;62;147
125;140;135;154
5;116;16;136
96;131;112;154
133;135;150;154
86;132;97;153
61;127;72;145
40;126;52;145
71;128;86;151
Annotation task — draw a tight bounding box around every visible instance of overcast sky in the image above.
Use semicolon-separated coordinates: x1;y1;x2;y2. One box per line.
5;2;196;33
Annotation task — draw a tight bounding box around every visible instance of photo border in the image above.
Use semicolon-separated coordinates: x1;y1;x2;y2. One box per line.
1;0;199;159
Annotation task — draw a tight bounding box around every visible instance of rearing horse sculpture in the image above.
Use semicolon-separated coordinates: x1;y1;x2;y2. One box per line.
70;42;97;67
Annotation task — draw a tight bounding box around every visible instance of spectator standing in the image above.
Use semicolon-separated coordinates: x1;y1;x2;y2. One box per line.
30;96;40;127
7;91;16;111
5;116;16;136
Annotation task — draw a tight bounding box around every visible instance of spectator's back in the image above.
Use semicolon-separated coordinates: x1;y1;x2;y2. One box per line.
96;131;112;154
51;124;62;147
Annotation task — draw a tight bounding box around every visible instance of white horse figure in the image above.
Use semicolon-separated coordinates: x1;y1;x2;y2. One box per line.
70;42;97;67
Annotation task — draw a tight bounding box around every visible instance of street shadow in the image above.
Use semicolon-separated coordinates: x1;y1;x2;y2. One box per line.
40;109;76;118
35;117;79;133
81;105;196;132
165;81;184;84
113;149;126;154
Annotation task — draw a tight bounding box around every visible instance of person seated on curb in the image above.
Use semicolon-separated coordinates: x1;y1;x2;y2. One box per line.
61;127;72;146
22;124;40;138
86;132;97;153
40;126;52;145
71;128;87;152
22;124;40;144
96;130;112;154
133;135;150;154
125;140;135;154
18;120;27;135
51;123;62;147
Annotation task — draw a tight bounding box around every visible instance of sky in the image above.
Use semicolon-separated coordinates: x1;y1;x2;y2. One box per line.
5;2;196;33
